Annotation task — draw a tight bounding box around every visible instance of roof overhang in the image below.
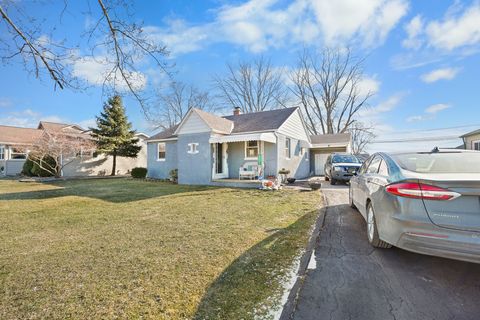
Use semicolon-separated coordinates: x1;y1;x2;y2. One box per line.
310;142;349;149
209;132;276;144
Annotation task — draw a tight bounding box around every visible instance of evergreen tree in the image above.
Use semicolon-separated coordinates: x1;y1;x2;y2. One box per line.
90;95;141;176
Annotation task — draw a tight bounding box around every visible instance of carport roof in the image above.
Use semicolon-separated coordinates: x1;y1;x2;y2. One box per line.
310;133;351;147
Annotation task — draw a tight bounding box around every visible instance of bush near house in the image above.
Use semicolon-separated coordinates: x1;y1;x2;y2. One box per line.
22;156;55;177
131;167;147;178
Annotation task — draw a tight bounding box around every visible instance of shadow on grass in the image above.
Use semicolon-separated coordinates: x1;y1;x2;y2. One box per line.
194;210;317;320
0;178;215;203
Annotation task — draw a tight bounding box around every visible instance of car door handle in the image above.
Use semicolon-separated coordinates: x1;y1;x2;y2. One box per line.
367;178;373;183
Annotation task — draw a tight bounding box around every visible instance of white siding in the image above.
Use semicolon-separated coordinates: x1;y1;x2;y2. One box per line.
277;109;309;142
176;111;211;134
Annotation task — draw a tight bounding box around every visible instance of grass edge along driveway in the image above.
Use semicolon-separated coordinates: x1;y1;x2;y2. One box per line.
0;178;321;319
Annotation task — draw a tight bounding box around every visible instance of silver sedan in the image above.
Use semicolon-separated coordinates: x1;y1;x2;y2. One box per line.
349;149;480;264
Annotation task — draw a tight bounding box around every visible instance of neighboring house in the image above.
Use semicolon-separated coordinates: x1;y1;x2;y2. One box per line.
146;107;351;186
0;121;148;177
460;129;480;151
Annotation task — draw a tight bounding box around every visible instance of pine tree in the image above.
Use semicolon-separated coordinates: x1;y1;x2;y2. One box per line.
90;95;141;176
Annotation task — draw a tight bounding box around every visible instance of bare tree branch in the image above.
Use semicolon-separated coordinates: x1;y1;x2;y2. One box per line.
349;122;376;154
290;48;373;135
214;56;288;113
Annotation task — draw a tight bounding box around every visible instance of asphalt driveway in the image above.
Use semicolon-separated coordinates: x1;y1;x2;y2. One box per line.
290;181;480;320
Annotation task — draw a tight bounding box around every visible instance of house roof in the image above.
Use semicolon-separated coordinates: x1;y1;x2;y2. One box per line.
195;108;234;134
149;107;300;141
460;128;480;138
0;125;43;145
223;107;298;133
147;125;179;141
310;133;351;146
38;121;85;133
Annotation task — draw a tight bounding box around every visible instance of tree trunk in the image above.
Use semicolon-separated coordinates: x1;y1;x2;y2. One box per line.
111;150;117;176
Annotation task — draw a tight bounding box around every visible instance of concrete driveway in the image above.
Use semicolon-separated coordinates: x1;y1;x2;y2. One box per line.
290;180;480;320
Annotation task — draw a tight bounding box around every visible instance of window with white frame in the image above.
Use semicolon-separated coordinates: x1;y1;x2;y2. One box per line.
0;146;4;160
157;143;166;160
474;141;480;151
285;138;291;159
245;140;259;158
11;147;27;159
187;143;199;154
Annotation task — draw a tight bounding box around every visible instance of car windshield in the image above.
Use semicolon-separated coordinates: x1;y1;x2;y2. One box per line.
392;152;480;173
332;155;359;163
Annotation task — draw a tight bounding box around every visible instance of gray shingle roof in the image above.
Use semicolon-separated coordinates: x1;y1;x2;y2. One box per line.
310;133;351;145
147;107;299;141
223;107;298;133
147;125;178;141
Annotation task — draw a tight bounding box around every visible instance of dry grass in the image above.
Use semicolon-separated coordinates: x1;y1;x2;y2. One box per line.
0;178;320;319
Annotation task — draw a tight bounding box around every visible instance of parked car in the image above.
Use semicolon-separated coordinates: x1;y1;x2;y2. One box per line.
349;149;480;264
355;153;370;163
324;153;361;185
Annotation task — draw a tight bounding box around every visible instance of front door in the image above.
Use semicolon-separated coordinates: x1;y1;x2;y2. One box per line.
213;143;228;179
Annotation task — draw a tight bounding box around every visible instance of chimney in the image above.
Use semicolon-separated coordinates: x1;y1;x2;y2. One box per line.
233;107;241;116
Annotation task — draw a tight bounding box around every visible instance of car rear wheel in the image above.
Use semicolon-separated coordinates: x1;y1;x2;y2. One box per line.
325;176;329;181
366;204;391;249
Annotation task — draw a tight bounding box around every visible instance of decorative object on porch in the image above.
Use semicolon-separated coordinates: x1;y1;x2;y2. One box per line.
239;161;260;180
308;179;322;190
260;177;282;191
169;168;178;183
278;168;290;184
287;177;296;184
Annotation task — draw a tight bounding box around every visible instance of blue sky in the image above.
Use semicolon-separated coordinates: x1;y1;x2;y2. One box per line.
1;0;479;152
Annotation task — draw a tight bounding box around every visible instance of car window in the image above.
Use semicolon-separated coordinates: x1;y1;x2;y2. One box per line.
378;160;389;176
332;154;359;163
366;156;381;174
392;152;480;173
358;156;372;174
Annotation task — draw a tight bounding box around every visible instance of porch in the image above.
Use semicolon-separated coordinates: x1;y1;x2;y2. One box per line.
209;132;277;183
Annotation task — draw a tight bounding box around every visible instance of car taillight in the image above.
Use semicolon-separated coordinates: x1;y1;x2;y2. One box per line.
385;182;460;201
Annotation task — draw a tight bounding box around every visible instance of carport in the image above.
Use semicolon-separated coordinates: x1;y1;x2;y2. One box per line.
309;133;352;176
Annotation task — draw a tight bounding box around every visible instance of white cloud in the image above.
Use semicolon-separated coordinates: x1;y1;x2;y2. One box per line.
421;67;460;83
0;109;67;128
78;118;97;130
146;0;408;55
357;76;381;96
426;3;480;50
425;103;451;114
402;15;423;49
311;0;409;47
359;92;403;117
72;56;147;91
406;103;451;122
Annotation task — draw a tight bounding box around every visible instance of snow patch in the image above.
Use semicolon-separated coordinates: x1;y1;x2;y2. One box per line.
307;250;317;270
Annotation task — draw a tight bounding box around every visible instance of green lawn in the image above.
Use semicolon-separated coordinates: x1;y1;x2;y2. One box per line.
0;178;321;319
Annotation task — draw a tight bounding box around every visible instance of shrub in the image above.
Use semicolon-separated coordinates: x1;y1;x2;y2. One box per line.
31;156;56;177
131;167;147;179
169;168;178;183
22;158;35;176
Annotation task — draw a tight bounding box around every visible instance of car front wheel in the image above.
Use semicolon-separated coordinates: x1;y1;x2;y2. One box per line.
366;203;391;248
349;186;356;209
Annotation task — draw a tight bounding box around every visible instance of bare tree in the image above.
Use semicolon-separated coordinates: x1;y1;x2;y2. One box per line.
350;122;375;155
0;0;169;110
26;130;96;178
149;81;215;130
290;48;373;135
214;56;288;113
